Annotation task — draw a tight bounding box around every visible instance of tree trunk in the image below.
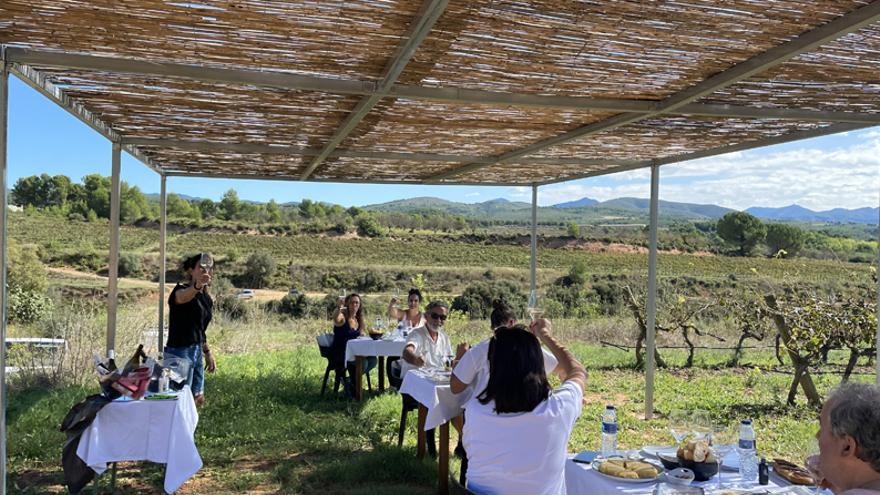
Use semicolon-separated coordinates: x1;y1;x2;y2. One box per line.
842;349;861;383
765;295;822;407
683;327;695;368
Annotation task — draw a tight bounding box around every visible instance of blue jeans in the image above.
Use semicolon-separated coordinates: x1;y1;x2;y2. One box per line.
164;344;204;395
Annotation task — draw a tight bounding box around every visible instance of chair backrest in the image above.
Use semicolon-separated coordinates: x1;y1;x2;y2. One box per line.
316;334;333;348
316;334;334;359
387;358;403;389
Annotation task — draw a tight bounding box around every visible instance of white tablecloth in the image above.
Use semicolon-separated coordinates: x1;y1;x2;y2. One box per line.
77;387;202;494
399;368;466;430
344;336;407;363
564;458;792;495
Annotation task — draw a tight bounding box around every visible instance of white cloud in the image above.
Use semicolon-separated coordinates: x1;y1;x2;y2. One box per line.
536;133;880;210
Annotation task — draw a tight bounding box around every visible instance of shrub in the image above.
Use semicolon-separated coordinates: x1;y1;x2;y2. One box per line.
117;252;142;278
7;287;54;324
356;216;384;238
216;294;253;321
244;251;276;288
276;293;309;318
452;280;526;319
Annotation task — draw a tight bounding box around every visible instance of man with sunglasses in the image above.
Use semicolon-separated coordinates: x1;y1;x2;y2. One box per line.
401;300;455;377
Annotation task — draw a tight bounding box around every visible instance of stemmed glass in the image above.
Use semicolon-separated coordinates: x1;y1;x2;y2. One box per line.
527;290;543;321
805;438;823;495
669;409;690;445
711;422;737;489
692;410;712;440
444;354;455;372
199;252;213;271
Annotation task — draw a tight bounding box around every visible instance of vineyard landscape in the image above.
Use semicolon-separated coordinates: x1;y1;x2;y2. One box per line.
4;174;878;494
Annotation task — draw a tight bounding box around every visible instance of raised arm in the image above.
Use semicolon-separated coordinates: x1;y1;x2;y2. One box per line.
387;298;404;320
530;319;586;392
333;298;347;327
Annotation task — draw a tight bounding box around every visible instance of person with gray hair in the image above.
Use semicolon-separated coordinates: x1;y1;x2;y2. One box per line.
814;382;880;495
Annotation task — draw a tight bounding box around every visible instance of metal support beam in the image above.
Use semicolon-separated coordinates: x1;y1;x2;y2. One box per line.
0;53;10;495
8;47;880;126
120;137;641;168
107;143;122;357
530;185;538;295
645;164;660;420
163;171;521;187
158;175;167;357
300;0;448;180
539;122;873;186
429;1;880;181
7;63;164;176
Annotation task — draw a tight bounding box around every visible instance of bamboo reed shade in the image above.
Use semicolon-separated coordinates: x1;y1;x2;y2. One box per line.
1;0;878;185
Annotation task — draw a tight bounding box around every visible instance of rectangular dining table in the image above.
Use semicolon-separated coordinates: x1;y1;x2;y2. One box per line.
565;456;814;495
345;336;407;401
399;368;468;495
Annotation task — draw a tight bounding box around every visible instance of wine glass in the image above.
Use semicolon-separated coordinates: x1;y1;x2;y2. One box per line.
669;409;690;445
692;410;712;440
527;290;543;321
805;438;823;494
444;354;455;371
199;252;213;274
711;422;737;489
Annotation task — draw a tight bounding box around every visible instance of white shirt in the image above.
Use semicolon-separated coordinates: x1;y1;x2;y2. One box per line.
453;337;558;403
400;325;453;377
463;380;583;495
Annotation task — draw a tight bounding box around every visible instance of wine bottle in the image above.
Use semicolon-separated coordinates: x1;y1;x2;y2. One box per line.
123;344;147;373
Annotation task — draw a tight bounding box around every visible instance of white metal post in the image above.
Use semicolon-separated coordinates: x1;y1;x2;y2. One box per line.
107;143;121;357
645;164;660;419
158;175;167;356
0;52;10;495
530;185;538;294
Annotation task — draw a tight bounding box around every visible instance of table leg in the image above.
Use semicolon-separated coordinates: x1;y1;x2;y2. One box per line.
417;405;427;459
378;356;385;392
355;356;364;401
439;421;449;495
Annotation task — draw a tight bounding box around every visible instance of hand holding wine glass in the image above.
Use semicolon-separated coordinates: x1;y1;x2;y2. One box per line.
527;290;543;321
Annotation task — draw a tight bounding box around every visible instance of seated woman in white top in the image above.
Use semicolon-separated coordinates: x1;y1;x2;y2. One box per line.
463;318;586;495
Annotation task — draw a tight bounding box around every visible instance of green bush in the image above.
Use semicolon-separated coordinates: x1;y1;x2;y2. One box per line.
8;287;53;324
451;280;526;319
117;252;142;277
244;251;277;288
356;216;384;238
216;294;253;321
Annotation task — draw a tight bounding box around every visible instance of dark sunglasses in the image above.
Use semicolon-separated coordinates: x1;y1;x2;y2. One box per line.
429;312;448;321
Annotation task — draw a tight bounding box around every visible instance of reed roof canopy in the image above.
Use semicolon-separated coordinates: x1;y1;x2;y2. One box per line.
2;0;879;186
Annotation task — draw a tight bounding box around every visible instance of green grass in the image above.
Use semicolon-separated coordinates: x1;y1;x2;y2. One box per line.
7;333;873;494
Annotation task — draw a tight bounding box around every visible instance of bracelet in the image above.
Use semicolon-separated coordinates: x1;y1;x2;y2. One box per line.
194;283;203;291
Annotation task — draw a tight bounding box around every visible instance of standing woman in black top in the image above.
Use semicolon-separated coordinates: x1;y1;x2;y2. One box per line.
166;253;216;407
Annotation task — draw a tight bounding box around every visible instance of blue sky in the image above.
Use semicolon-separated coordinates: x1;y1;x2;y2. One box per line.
8;77;880;211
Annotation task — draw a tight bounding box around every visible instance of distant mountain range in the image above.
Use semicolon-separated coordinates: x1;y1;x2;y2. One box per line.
364;196;879;225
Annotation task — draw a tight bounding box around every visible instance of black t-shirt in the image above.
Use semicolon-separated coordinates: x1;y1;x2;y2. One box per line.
166;283;213;348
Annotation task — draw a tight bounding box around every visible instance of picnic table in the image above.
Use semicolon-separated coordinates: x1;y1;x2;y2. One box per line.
345;336;407;401
400;368;467;495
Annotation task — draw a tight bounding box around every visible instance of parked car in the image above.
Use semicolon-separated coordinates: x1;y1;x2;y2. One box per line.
288;288;300;296
235;289;255;300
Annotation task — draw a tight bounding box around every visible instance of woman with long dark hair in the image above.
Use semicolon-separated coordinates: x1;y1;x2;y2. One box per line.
166;253;217;407
331;293;375;395
462;319;586;495
387;288;426;332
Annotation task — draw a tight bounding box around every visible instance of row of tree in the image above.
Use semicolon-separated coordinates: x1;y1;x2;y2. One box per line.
11;173;474;235
716;211;805;257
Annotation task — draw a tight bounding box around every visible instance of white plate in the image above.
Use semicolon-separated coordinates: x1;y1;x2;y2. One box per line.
592;459;663;484
642;445;678;459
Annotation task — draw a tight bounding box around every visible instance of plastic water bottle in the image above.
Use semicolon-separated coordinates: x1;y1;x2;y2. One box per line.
601;405;618;457
738;419;758;482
